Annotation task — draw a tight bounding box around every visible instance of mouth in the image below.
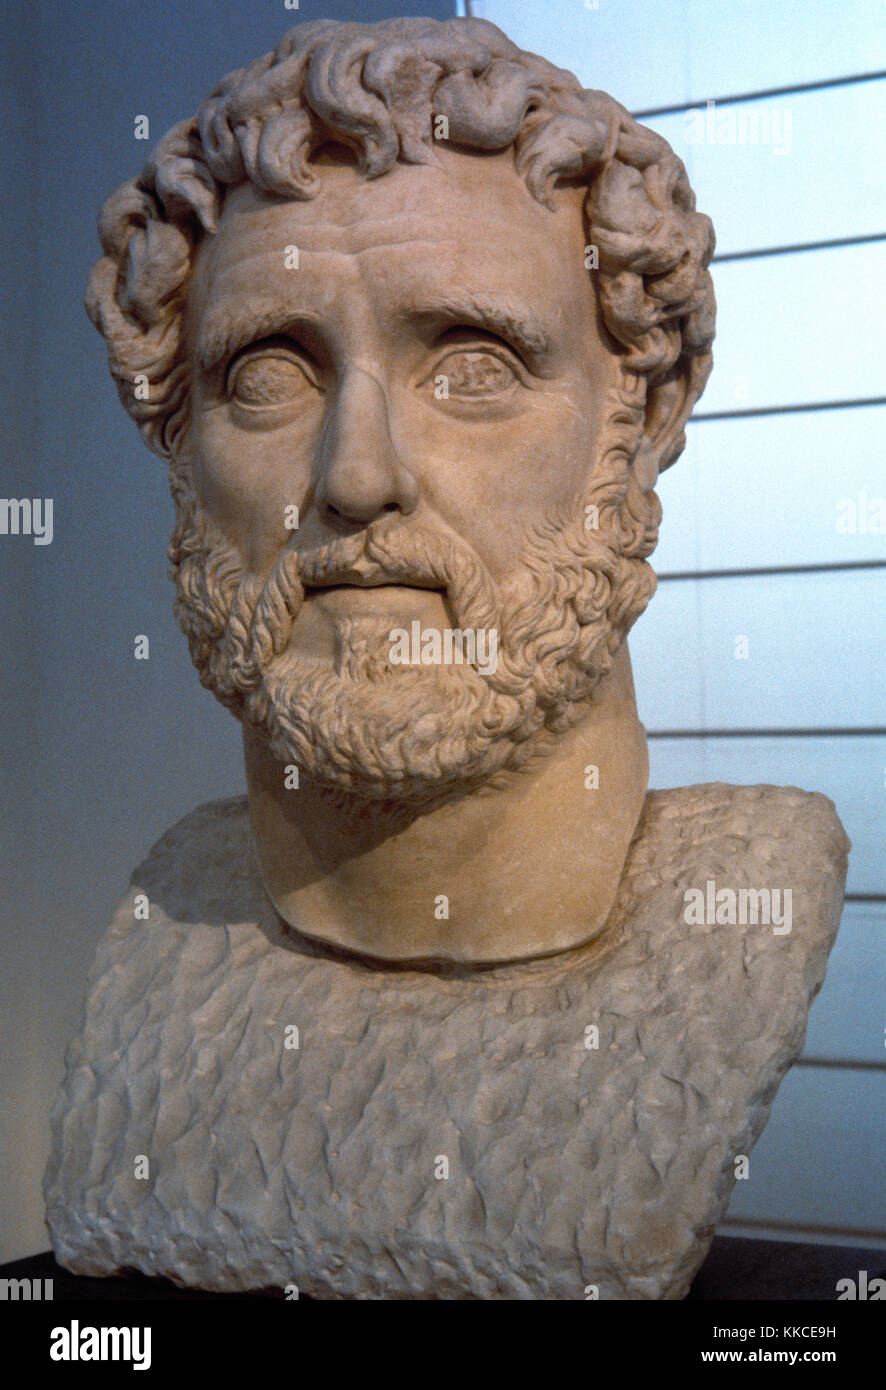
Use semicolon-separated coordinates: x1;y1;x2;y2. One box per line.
303;582;445;604
305;581;439;592
301;572;442;594
300;580;452;625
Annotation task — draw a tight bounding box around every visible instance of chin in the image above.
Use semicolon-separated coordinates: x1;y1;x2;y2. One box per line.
250;653;547;806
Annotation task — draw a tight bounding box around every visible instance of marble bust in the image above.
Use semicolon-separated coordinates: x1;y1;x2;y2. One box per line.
45;17;848;1298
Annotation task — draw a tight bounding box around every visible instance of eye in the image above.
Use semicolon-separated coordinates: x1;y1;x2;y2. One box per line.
433;349;519;399
226;340;319;408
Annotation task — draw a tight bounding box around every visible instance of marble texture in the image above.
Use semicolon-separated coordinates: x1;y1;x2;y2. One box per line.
45;783;848;1299
82;14;718;964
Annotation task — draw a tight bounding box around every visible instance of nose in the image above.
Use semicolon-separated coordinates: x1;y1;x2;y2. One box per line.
315;365;419;525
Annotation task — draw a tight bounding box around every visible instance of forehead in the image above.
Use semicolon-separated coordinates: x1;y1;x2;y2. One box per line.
190;148;595;351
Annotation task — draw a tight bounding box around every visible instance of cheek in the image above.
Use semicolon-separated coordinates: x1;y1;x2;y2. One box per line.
408;392;600;579
191;409;314;575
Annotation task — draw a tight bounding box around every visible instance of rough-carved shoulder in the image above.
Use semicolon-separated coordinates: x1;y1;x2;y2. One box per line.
130;794;264;926
47;780;850;1298
617;782;850;918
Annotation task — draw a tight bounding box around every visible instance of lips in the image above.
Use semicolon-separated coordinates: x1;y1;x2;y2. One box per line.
302;580;442;594
298;553;442;591
299;553;447;604
285;526;463;629
300;579;451;629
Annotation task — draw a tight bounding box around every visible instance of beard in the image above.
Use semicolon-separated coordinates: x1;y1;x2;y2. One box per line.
168;479;657;807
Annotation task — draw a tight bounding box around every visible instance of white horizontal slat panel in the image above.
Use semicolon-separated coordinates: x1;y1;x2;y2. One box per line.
802;904;886;1064
654;406;886;574
722;1065;886;1239
470;0;886;117
644;82;886;254
672;0;886;107
645;736;886;896
630;569;886;729
700;243;886;415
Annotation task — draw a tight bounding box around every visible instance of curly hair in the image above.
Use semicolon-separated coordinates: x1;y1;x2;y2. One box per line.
86;14;714;453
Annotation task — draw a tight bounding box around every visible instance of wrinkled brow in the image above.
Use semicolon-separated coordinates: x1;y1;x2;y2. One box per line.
197;307;322;374
398;293;554;363
196;293;555;375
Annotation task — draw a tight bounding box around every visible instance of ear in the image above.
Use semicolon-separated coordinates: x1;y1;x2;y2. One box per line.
632;350;713;491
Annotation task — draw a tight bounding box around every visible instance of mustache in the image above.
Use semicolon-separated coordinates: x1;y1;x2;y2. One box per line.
246;519;501;671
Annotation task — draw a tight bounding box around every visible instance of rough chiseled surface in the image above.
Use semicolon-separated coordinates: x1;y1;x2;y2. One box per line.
45;783;848;1299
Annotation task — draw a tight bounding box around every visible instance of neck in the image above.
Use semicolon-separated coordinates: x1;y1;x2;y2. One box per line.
243;643;648;966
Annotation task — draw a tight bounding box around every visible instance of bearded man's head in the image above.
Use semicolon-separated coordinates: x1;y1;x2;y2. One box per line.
86;16;715;807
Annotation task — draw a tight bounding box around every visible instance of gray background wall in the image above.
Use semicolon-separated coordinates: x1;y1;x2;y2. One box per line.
0;0;455;1265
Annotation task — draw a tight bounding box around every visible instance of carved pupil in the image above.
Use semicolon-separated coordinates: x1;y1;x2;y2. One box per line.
443;351;515;396
232;356;305;405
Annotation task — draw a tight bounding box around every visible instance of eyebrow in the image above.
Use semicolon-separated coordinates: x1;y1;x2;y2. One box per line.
197;307;320;375
399;293;554;364
196;291;556;376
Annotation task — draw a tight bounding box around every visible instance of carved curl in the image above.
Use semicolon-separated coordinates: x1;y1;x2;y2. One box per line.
86;16;715;554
